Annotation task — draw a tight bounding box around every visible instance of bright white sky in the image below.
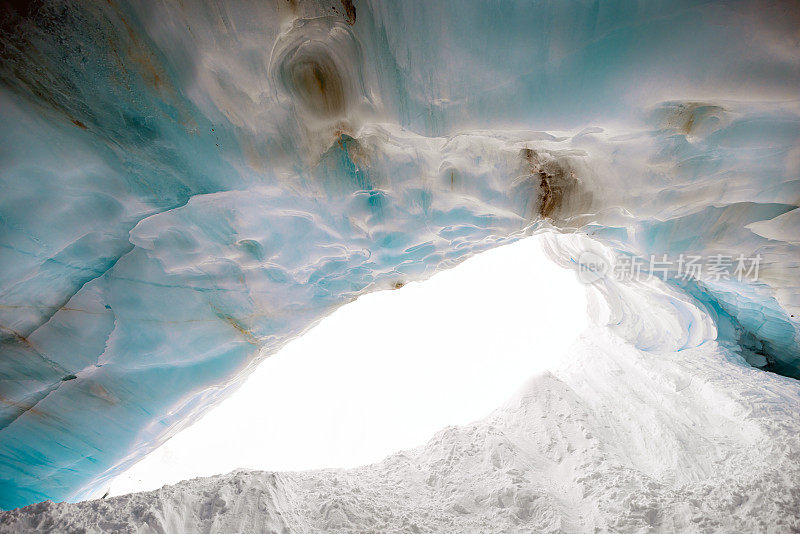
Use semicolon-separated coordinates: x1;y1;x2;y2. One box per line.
108;235;587;496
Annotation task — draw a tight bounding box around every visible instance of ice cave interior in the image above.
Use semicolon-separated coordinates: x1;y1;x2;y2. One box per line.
0;0;799;531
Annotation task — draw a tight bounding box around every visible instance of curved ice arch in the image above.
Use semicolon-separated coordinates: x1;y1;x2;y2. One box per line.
0;0;799;509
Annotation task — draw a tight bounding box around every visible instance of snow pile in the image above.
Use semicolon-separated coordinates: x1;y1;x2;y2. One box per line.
3;327;798;533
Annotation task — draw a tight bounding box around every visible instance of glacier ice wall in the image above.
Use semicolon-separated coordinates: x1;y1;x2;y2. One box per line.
0;0;799;509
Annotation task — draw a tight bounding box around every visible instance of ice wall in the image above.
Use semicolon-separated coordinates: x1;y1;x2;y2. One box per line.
0;0;798;509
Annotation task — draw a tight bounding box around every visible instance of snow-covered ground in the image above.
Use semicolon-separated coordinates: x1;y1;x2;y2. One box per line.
3;327;798;533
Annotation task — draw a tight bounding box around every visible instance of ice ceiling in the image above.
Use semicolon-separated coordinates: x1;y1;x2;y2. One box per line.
0;0;798;510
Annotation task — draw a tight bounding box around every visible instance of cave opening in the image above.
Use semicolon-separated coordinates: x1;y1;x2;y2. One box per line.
105;235;587;497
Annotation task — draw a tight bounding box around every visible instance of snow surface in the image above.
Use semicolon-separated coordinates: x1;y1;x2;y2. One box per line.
3;327;798;533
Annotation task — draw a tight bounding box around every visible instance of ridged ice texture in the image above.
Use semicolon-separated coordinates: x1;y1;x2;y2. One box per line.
0;0;799;509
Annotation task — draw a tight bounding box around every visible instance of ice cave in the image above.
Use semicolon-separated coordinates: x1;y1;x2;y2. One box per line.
0;0;799;532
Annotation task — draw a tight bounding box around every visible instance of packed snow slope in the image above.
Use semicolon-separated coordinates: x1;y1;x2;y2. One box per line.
1;0;799;510
2;327;799;533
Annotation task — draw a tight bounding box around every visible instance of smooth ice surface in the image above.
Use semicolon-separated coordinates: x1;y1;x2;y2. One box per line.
0;0;799;510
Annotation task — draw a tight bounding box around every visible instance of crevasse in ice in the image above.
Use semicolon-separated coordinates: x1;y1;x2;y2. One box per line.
0;0;798;509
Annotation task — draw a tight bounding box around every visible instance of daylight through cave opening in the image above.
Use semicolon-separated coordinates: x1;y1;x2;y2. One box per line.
105;235;587;497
